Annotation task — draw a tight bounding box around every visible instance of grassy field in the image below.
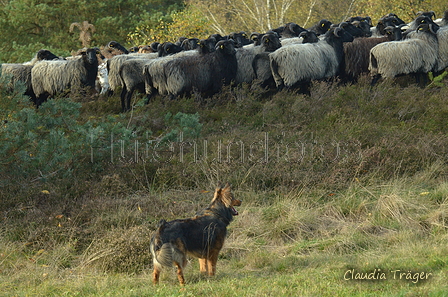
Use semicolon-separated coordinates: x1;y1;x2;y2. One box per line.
1;75;448;296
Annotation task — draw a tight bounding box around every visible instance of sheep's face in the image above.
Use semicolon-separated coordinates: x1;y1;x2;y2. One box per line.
318;19;332;35
216;40;236;55
332;27;354;43
84;48;98;65
339;22;364;38
158;42;183;57
299;31;319;44
261;34;282;52
106;41;129;54
229;32;252;48
36;50;59;61
198;38;216;54
417;22;439;34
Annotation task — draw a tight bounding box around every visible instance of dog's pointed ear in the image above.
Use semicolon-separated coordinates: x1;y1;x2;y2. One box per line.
223;182;231;191
214;185;223;200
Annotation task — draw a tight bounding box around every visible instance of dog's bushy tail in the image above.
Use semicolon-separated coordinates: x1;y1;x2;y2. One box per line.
151;242;175;268
150;220;186;269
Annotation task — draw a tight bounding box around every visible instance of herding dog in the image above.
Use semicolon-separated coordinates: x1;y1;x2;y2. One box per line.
150;183;242;285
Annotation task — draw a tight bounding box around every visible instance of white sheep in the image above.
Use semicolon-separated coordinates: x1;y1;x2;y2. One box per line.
96;61;109;95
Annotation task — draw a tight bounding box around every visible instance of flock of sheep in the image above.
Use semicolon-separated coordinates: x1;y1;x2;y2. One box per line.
1;10;447;111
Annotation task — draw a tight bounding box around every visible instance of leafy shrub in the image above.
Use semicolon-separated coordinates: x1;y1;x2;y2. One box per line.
0;86;136;186
161;111;203;143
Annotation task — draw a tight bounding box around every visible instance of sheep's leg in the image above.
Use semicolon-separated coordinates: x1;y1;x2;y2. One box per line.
299;81;311;96
126;88;134;111
270;58;284;91
120;88;128;112
144;94;151;104
370;74;381;86
414;72;429;87
34;94;48;108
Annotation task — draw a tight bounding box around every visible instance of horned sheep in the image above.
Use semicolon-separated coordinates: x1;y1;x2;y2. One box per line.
369;22;439;85
341;25;403;83
234;32;282;85
117;42;198;111
143;39;238;100
269;26;354;94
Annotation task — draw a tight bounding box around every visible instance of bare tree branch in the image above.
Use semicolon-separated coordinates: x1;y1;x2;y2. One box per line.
303;0;318;28
342;0;357;22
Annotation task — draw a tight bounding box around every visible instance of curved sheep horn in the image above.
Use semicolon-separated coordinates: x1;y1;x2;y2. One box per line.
333;27;343;37
250;32;260;41
429;23;439;34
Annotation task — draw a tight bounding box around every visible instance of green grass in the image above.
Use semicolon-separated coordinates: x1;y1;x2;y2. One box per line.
1;76;448;296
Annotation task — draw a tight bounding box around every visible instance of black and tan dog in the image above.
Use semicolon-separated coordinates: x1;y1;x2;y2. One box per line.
150;183;242;285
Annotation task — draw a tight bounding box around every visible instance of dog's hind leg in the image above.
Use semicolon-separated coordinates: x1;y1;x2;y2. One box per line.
175;263;186;285
152;264;161;284
172;239;187;285
199;258;208;274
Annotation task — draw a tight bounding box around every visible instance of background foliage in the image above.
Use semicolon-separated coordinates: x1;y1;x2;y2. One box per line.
0;0;183;62
1;0;447;63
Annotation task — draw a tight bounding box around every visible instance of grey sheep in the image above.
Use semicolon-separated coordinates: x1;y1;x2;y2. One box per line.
402;15;438;38
281;30;319;46
118;43;186;111
369;22;439;85
106;53;159;93
31;48;99;106
435;12;448;72
235;32;282;85
106;42;182;94
143;40;237;100
435;26;448;72
435;10;448;26
1;49;60;104
141;38;218;101
269;26;354;94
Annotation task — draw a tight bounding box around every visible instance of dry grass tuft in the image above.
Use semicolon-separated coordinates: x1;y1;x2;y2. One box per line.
78;225;153;274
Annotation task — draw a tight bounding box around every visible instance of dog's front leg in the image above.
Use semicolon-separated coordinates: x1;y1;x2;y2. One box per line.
199;258;208;274
206;252;219;276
